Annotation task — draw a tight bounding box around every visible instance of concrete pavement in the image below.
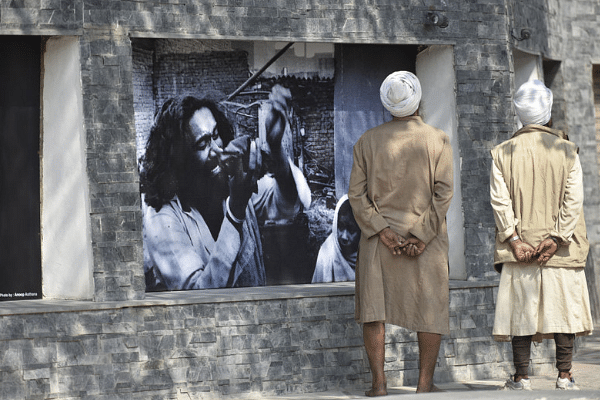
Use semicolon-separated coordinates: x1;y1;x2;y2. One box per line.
239;331;600;399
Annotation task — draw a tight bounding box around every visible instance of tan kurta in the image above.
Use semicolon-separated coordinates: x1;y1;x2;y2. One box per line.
348;116;453;334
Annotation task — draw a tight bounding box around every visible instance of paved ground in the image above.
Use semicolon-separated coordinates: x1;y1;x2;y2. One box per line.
248;331;600;399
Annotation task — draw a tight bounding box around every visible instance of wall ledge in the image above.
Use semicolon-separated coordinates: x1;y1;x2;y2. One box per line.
0;279;498;317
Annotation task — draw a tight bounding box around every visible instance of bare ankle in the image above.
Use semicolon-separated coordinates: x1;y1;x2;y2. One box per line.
365;381;387;397
558;371;570;379
416;383;442;393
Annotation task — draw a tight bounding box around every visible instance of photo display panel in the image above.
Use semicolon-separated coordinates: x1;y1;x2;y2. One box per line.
132;39;417;291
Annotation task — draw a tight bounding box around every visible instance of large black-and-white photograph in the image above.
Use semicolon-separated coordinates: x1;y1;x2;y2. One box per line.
133;39;423;291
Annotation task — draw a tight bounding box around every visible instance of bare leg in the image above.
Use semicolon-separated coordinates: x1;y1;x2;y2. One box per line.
416;332;442;393
363;322;387;397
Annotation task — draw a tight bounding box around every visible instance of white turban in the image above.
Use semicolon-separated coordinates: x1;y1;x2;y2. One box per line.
380;71;422;117
513;79;553;126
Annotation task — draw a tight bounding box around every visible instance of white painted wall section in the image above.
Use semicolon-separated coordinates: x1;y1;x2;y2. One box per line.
42;36;94;300
416;45;466;280
513;49;542;90
513;50;543;129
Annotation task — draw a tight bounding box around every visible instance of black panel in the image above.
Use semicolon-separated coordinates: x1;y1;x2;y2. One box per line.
0;36;42;300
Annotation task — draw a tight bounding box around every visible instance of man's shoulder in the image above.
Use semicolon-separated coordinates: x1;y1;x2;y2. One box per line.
144;197;186;224
354;124;383;147
415;121;450;149
424;123;449;140
491;127;578;158
492;137;513;151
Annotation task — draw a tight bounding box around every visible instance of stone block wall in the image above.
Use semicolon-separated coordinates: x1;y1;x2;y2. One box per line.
2;0;519;299
547;0;600;323
0;1;598;397
0;0;598;305
0;283;555;399
81;30;146;302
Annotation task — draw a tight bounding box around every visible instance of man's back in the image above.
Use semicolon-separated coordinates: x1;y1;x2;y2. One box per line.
351;115;451;236
491;124;588;268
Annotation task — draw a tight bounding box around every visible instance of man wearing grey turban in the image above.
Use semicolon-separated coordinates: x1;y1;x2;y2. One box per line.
349;71;453;395
490;79;593;391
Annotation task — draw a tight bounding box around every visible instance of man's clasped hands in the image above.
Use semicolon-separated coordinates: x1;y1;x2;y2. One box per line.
510;235;560;265
379;226;560;264
378;227;426;257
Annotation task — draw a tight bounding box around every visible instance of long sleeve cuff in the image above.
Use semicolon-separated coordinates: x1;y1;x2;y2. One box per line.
498;219;518;242
548;230;569;246
368;216;391;239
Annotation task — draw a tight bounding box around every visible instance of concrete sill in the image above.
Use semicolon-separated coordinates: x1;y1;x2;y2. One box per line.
0;280;498;316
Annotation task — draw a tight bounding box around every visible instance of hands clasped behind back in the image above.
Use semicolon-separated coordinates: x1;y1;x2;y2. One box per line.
534;237;559;265
378;227;426;257
404;236;426;257
509;237;559;265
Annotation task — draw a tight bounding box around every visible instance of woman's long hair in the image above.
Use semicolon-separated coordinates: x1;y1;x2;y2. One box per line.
139;96;234;211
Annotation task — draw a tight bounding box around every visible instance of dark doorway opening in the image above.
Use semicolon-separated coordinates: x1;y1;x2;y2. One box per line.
0;36;42;301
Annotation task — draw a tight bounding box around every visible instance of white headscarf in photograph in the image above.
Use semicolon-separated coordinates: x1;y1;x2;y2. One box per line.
513;79;553;126
380;71;422;117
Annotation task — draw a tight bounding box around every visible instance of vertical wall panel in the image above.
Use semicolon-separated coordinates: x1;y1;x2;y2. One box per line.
0;36;42;300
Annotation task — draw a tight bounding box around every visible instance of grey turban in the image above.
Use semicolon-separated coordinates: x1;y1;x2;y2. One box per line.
380;71;422;117
513;79;553;126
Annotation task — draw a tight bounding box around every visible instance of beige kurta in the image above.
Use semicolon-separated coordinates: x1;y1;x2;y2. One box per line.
348;116;453;334
490;124;593;341
490;125;588;269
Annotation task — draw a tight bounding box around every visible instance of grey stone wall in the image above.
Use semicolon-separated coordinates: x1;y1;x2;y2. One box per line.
0;283;555;399
95;0;515;295
0;1;599;397
558;0;600;323
0;0;598;302
81;29;145;301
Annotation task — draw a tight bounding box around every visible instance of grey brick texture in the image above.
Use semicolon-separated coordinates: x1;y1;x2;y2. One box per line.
2;0;596;303
0;286;556;399
0;0;599;398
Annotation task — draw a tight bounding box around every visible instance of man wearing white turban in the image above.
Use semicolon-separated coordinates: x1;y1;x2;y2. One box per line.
349;71;453;395
379;71;422;118
513;79;553;126
490;79;593;390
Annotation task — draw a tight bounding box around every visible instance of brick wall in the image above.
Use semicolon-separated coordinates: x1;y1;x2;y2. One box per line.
0;0;598;302
132;45;154;163
0;0;599;398
0;284;555;399
81;30;145;302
